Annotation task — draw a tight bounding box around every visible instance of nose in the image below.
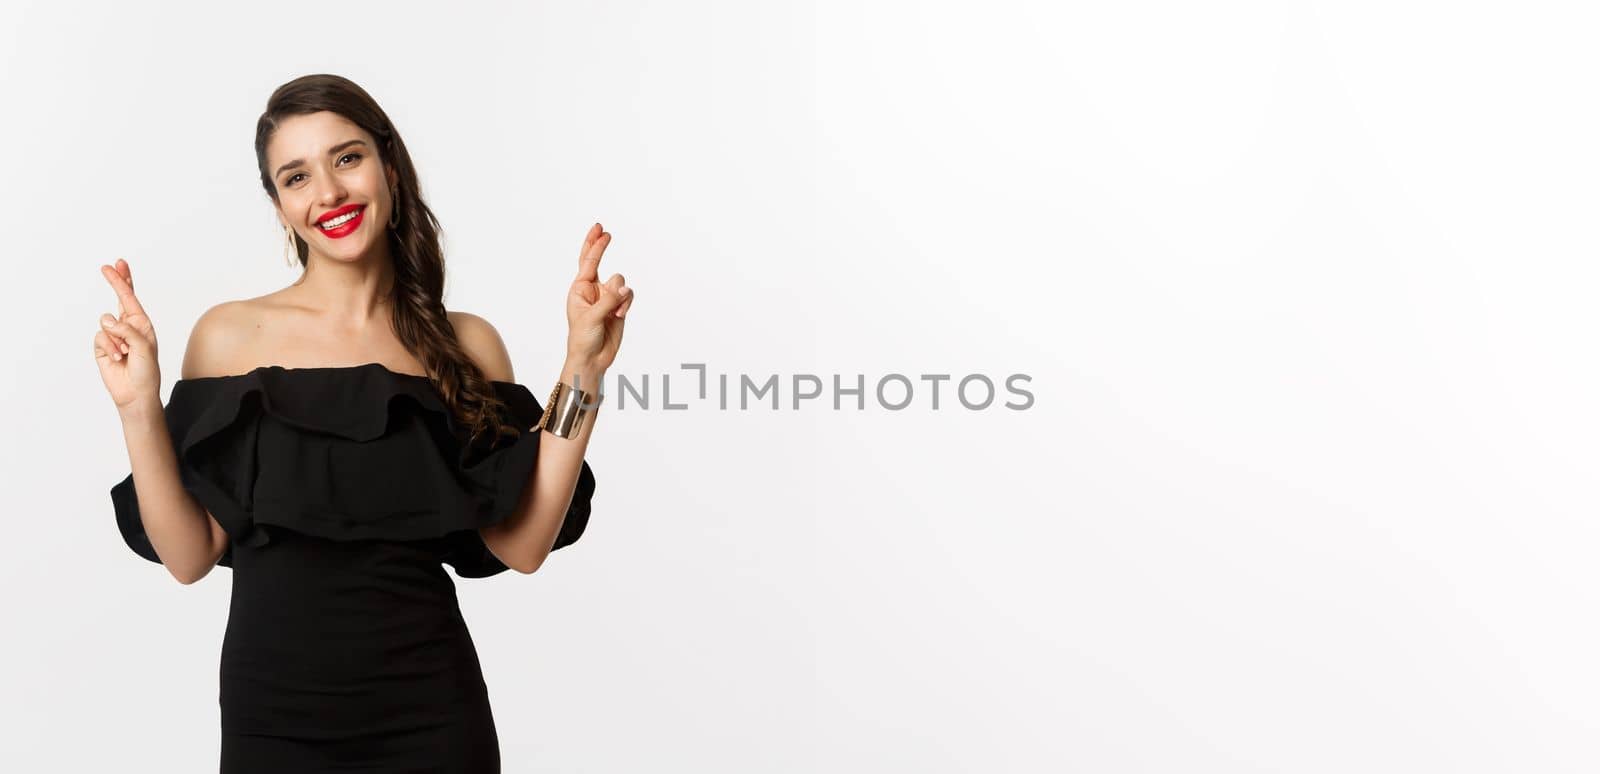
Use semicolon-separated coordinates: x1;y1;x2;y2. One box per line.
314;173;348;209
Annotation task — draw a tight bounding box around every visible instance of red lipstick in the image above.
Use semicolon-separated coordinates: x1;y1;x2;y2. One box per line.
314;204;366;239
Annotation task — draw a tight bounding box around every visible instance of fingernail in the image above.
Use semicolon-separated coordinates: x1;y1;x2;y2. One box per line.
101;318;113;328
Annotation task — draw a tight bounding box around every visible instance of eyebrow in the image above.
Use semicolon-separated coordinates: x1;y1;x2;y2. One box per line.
274;139;369;180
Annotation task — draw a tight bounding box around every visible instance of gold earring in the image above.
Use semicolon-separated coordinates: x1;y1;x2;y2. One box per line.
283;225;299;267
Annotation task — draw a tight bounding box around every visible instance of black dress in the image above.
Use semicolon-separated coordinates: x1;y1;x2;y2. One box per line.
108;363;597;773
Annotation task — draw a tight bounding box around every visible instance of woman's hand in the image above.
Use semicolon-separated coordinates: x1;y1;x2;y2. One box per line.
566;223;634;372
94;258;162;413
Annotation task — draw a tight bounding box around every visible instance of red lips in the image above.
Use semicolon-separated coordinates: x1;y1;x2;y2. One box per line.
314;204;366;239
316;204;363;224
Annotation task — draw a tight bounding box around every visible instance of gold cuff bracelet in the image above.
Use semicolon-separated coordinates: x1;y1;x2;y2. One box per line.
540;381;602;438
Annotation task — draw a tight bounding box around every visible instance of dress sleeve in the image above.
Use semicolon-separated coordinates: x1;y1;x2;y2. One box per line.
108;379;268;569
440;381;598;578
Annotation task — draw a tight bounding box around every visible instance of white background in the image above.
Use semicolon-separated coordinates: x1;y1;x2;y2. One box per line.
2;1;1595;771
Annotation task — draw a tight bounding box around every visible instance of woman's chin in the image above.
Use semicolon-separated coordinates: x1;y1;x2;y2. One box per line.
316;235;378;261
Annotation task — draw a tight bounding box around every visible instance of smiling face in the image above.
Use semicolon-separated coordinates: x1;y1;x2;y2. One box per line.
266;111;398;264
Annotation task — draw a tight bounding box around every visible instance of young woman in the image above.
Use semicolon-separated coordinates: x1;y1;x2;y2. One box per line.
95;74;632;772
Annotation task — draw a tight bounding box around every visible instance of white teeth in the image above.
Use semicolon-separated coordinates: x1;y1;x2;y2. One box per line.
319;208;362;229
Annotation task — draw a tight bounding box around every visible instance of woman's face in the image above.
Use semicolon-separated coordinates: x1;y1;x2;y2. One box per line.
266;111;397;264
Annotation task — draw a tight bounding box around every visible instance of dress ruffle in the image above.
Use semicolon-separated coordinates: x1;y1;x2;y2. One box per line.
110;363;595;578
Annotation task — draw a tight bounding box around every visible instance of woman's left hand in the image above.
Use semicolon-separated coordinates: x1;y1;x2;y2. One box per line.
566;223;633;372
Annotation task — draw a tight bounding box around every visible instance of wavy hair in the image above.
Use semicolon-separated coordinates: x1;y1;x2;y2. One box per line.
253;73;521;448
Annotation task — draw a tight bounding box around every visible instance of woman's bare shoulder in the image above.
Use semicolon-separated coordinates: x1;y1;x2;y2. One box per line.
180;298;269;380
447;310;515;382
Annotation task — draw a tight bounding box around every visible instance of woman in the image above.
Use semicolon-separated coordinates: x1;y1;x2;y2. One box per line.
95;74;632;772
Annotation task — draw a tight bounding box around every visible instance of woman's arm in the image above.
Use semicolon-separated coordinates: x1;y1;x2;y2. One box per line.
462;223;629;572
117;308;236;584
118;400;227;584
482;357;604;574
452;310;601;574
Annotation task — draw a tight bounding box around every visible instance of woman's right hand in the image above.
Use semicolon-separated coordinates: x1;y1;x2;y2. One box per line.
94;258;162;413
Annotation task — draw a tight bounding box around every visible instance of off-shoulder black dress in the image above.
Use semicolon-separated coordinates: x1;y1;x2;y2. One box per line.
108;363;596;773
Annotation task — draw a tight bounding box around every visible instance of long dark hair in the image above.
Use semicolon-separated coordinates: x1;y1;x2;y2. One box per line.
254;73;520;448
